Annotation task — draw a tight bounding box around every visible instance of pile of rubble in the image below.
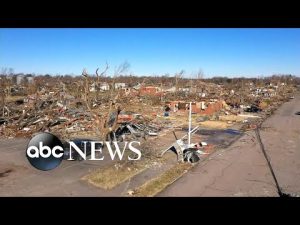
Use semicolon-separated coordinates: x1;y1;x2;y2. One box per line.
1;74;298;142
0;91;162;140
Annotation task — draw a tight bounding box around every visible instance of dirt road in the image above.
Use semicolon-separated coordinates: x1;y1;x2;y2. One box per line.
159;95;300;196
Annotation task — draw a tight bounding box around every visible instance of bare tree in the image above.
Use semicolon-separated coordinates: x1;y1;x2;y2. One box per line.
80;67;122;141
0;77;6;116
95;62;109;100
82;68;91;109
196;68;204;80
112;61;130;91
115;61;130;76
195;68;204;92
175;70;185;92
8;68;14;76
96;62;109;79
1;68;7;76
0;76;10;117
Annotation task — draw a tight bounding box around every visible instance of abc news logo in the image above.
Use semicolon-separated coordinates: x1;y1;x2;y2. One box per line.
26;133;142;171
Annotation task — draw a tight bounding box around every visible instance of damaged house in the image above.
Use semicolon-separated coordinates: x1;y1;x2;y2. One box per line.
115;82;127;89
139;86;164;97
166;99;224;115
89;82;110;92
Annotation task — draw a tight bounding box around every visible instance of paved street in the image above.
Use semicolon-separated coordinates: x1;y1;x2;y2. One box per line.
160;95;300;196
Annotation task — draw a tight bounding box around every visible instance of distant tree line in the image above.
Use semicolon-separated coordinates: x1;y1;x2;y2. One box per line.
1;66;299;87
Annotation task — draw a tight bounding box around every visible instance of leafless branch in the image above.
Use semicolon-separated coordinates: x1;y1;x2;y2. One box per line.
82;68;88;77
96;62;109;78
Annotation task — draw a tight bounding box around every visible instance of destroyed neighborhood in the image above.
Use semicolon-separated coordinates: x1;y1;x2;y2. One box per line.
1;70;300;197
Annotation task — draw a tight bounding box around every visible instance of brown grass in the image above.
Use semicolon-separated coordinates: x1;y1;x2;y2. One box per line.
199;120;230;129
218;115;245;122
82;161;148;190
132;162;193;197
